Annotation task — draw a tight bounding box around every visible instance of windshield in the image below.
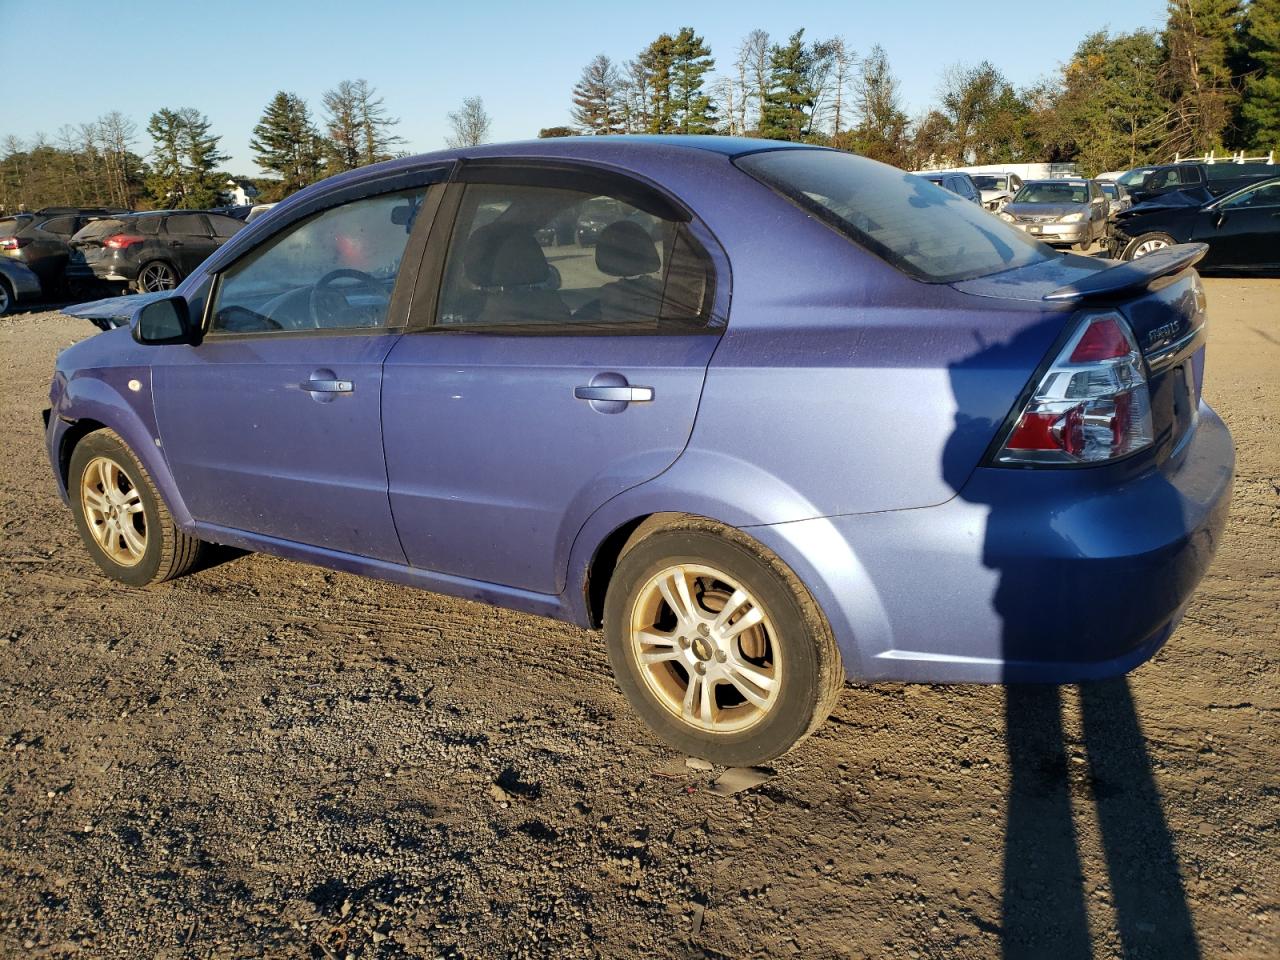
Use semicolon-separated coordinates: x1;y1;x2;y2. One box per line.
972;175;1007;190
1013;182;1089;204
1101;183;1118;198
1116;168;1152;187
736;149;1050;283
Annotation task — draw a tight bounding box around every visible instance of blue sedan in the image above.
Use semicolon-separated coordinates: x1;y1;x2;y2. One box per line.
45;137;1234;765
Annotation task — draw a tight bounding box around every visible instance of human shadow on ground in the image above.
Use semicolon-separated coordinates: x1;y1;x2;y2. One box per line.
944;320;1201;959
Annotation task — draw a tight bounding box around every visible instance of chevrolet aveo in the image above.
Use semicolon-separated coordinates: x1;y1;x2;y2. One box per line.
45;137;1234;766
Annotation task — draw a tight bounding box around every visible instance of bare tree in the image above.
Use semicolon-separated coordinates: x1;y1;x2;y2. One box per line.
741;29;771;131
446;96;492;148
323;79;402;172
619;58;653;133
827;38;855;139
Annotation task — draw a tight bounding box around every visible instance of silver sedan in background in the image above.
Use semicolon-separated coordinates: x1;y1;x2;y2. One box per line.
998;178;1110;249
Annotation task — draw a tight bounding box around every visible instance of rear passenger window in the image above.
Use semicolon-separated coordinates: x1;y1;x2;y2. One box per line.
40;216;77;236
166;214;209;236
209;215;244;238
435;181;716;332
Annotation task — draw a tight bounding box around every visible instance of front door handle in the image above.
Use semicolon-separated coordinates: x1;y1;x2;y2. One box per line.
301;378;354;393
574;385;654;402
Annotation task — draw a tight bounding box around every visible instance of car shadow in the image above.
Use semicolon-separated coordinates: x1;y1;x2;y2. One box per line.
944;323;1201;958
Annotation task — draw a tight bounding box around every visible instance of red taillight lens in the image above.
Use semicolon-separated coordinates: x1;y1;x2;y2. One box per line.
997;312;1154;465
0;236;30;251
103;234;145;249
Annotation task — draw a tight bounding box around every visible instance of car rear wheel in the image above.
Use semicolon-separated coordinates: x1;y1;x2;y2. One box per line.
0;278;13;316
604;519;843;766
136;261;178;293
68;429;204;586
1123;232;1176;261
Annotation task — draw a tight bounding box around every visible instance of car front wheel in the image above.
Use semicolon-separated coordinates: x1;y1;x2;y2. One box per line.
135;261;179;293
68;429;205;586
604;519;843;766
1123;232;1177;261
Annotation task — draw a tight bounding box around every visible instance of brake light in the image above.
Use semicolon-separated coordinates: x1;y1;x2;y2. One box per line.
103;234;145;249
998;311;1153;465
0;236;30;252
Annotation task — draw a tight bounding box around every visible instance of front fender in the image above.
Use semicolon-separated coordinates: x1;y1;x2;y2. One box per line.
52;369;194;528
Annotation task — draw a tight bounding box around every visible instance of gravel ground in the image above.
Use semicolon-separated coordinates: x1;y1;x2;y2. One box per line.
0;279;1276;959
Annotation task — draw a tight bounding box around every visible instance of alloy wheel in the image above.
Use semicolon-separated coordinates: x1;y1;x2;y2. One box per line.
1132;237;1171;259
79;456;147;566
0;282;11;315
139;262;177;292
628;563;781;734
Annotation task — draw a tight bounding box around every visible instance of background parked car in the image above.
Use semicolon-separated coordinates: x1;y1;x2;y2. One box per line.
0;207;129;299
1128;161;1275;204
970;172;1024;211
998;178;1109;249
1109;176;1280;269
1100;180;1133;216
245;202;278;223
919;171;983;203
66;210;245;293
0;258;44;316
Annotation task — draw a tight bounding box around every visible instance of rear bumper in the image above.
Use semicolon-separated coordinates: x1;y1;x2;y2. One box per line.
66;261;133;282
750;403;1234;683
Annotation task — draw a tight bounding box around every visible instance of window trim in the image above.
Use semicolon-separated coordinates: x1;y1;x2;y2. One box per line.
201;182;446;341
403;159;730;338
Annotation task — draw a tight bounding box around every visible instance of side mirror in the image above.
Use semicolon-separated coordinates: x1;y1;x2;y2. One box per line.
133;295;198;345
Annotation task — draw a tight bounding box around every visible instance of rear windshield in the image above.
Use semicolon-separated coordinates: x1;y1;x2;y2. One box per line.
0;216;31;237
1206;162;1275;180
74;218;129;239
1013;182;1089;204
972;175;1007;190
736;149;1049;283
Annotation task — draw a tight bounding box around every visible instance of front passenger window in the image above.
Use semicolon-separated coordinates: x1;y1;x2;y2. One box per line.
209;188;426;334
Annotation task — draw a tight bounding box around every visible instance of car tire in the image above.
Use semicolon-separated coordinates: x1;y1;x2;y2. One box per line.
68;429;204;586
134;260;179;293
0;277;12;316
603;517;843;766
1122;232;1177;261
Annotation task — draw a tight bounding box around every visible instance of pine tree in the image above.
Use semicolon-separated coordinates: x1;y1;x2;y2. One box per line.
145;107;226;208
251;92;322;200
640;33;678;133
323;79;402;173
1238;0;1280;149
572;55;624;134
670;27;717;134
1161;0;1244;154
760;31;816;141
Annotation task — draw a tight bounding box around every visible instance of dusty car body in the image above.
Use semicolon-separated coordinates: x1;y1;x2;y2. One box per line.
0;257;43;315
45;137;1234;764
971;172;1024;211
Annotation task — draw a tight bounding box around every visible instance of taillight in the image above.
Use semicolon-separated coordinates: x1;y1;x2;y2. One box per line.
103;234;145;249
997;312;1153;465
0;236;30;252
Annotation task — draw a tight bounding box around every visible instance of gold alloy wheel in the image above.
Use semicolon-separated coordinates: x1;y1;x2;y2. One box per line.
629;563;781;734
79;456;147;566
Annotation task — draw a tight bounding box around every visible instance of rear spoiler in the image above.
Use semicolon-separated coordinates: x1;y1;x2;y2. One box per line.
1042;243;1208;302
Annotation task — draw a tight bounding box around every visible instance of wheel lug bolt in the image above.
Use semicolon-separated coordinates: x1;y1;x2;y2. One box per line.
678;637;690;649
715;651;727;663
694;662;706;676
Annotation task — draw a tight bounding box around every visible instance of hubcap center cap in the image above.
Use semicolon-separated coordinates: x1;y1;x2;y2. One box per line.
690;635;714;662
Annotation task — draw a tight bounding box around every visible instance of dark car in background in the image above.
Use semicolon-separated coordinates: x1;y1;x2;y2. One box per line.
0;207;129;298
998;178;1109;249
1128;161;1275;204
66;211;245;293
0;258;44;316
919;171;983;204
1110;177;1280;269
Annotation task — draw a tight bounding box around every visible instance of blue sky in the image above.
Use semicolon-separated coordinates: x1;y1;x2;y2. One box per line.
2;0;1169;175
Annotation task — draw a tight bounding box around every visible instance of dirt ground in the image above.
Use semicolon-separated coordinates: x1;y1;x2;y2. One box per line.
0;278;1276;960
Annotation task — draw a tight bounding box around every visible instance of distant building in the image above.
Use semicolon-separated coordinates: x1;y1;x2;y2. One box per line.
221;178;261;207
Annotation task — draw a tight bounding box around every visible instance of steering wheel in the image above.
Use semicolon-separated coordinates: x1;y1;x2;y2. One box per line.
308;268;383;328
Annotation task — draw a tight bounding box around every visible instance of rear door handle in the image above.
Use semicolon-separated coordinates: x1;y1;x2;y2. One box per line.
574;385;654;402
302;379;353;393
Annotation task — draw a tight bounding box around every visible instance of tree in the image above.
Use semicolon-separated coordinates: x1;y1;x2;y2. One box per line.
538;126;577;138
572;55;624;134
322;79;402;173
669;27;717;134
638;32;678;133
937;61;1008;164
250;92;322;200
845;44;910;165
760;30;817;141
1161;0;1244;155
1237;0;1280;149
145;107;227;208
446;96;492;148
741;29;772;131
826;37;855;140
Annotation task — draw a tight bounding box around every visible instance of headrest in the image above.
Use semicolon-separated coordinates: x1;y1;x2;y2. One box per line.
464;224;549;288
595;220;661;277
